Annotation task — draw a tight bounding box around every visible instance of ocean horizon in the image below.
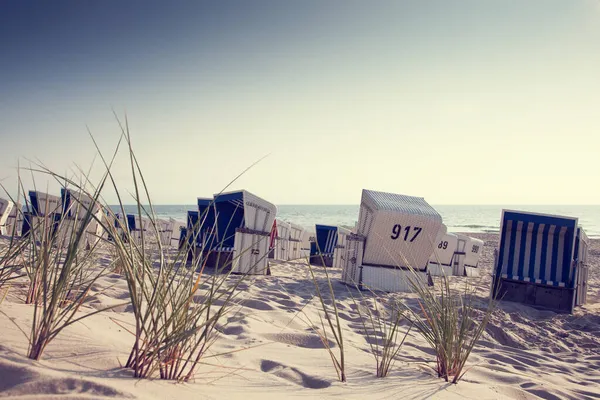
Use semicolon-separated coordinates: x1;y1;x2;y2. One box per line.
109;204;600;238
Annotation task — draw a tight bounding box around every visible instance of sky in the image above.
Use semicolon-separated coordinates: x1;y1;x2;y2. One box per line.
1;0;599;205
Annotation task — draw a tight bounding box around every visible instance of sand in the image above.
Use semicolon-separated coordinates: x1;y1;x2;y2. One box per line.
1;233;599;400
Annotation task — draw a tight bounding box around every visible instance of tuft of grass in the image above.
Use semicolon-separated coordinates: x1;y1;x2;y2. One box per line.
14;165;127;360
349;290;412;378
73;114;267;381
303;242;346;382
402;270;496;384
0;174;31;294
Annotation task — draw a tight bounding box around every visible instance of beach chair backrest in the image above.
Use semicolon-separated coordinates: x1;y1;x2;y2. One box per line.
357;189;443;271
312;224;338;256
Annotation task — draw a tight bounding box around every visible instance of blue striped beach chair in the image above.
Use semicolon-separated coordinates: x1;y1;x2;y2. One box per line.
492;210;590;313
310;224;338;267
212;190;277;274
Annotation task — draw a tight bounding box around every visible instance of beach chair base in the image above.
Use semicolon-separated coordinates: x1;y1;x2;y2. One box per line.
310;255;333;268
494;278;575;313
464;266;479;277
360;265;428;293
427;263;453;277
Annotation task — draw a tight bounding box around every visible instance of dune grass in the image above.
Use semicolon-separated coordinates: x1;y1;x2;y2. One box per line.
403;269;496;383
303;245;346;382
10;165;128;360
0;178;31;294
349;290;412;378
53;116;269;381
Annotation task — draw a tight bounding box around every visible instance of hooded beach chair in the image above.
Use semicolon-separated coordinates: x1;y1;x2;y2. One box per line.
156;218;178;247
491;210;590;313
212;190;277;275
454;233;484;277
341;189;443;292
124;214;152;245
21;191;63;238
310;224;338;267
274;219;291;261
0;198;14;236
427;225;459;276
332;226;352;269
60;189;104;248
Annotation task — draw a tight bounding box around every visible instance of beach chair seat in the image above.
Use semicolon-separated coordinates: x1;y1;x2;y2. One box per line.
341;189;442;292
492;210;589;313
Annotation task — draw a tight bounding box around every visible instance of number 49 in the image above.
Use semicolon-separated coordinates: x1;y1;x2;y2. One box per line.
391;225;422;242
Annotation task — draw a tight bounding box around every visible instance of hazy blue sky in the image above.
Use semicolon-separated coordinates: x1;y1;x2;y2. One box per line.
1;1;599;205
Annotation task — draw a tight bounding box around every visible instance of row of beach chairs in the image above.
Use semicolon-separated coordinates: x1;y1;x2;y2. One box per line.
1;188;591;314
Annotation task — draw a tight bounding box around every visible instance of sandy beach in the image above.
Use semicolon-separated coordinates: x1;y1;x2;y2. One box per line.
0;232;599;400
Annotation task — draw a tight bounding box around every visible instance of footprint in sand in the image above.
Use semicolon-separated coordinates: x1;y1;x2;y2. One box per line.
270;299;298;309
241;299;275;311
260;359;330;389
263;291;292;301
261;332;335;349
219;324;246;336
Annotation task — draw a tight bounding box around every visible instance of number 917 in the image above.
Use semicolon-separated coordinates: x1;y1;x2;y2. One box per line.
391;225;422;242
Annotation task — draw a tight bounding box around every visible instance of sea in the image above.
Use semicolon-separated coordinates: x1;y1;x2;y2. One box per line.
111;205;600;238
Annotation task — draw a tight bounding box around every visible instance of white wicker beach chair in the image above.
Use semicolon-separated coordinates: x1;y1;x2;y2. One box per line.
341;189;443;292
